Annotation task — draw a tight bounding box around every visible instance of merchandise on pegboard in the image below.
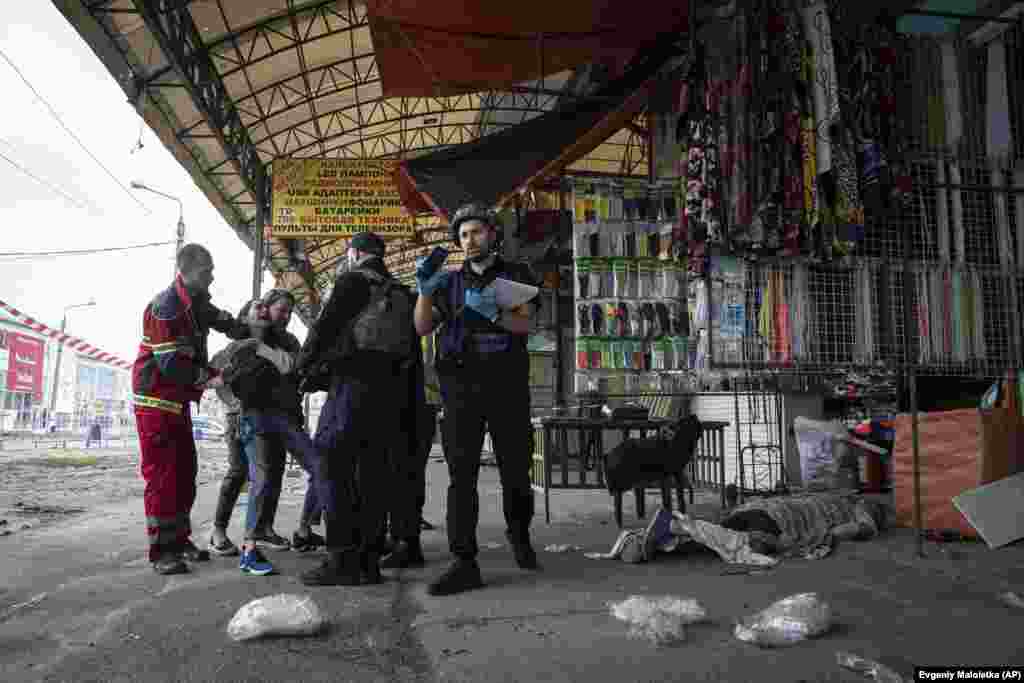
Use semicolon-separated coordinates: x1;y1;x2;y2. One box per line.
570;178;696;399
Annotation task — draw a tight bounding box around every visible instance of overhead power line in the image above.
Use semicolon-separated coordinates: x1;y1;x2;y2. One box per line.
0;240;176;259
0;148;94;212
0;46;153;216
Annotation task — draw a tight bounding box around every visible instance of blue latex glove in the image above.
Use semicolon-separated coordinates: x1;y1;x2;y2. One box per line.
415;257;449;295
464;285;499;322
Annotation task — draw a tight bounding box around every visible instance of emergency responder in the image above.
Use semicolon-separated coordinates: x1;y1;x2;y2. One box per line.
298;232;419;586
413;202;541;596
132;243;249;575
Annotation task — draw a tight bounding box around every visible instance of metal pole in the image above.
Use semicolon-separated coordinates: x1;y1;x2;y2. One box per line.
910;370;924;558
49;316;66;422
554;181;566;412
252;165;267;300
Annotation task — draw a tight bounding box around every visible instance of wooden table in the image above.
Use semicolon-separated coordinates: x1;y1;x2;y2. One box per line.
531;416;730;524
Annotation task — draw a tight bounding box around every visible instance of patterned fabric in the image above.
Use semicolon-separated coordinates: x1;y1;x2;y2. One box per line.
723;492;879;557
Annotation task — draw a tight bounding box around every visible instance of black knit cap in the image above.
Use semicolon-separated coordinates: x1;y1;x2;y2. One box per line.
350;232;386;257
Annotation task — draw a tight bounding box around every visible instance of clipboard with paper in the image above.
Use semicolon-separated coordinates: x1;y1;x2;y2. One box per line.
493;277;539;310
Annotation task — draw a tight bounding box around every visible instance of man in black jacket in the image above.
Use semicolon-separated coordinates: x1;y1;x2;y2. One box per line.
298;232;419;586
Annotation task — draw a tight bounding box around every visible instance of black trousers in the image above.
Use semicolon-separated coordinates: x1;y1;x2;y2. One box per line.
315;372;402;554
439;357;534;559
213;413;246;530
387;404;438;541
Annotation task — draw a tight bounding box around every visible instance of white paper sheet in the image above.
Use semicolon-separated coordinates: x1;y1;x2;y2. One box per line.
493;277;539;309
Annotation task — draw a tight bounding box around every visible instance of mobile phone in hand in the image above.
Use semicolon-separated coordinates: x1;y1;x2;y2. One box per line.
420;246;449;277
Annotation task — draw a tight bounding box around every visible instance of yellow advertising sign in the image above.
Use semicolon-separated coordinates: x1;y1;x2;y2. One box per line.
270;158;415;238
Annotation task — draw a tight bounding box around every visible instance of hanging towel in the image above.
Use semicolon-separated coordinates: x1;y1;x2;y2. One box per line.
921;270;929;366
962;270;976;360
940;40;966;262
791;263;807;360
972;271;987;360
772;271;793;364
986;39;1013;162
1015;166;1024;267
926;38;947;150
801;1;839;176
951;269;964;362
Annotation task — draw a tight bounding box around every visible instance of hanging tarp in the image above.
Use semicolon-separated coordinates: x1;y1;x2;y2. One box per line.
394;31;689;220
366;0;688;97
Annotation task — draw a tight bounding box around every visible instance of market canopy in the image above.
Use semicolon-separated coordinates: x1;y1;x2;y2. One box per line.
53;0;914;321
394;30;690;223
365;0;687;97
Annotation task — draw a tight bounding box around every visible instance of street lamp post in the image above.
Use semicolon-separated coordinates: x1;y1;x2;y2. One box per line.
130;181;185;274
49;300;96;427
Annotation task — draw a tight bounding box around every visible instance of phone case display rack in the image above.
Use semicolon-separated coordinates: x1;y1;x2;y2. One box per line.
568;178;698;398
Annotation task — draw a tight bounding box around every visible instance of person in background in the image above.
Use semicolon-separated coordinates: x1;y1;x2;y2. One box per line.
413;203;542;596
132;243;249;576
207;301;255;557
85;420;102;449
298;232;419;586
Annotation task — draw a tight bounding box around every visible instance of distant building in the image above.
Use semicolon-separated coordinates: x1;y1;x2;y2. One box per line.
0;299;132;434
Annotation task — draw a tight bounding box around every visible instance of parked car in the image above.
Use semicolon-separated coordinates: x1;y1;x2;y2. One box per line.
192;416;226;441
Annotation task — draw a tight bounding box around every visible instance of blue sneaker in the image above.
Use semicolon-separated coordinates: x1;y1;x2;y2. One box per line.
240;548;275;576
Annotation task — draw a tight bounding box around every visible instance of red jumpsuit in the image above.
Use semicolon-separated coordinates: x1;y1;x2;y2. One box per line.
132;275;244;562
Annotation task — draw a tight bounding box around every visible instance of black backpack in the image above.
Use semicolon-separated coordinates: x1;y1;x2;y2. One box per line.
346;268;416;357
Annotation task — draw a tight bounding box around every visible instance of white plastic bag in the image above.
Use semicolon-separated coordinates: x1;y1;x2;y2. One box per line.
836;651;907;683
227;594;325;642
734;593;831;648
610;595;707;646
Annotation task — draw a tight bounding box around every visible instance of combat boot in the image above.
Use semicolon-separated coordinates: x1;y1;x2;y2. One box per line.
380;538;425;569
361;551;383;585
426;558;484;596
300;551;361;586
506;531;541;571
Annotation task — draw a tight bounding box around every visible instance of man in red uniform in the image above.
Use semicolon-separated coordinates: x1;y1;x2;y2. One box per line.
133;243;249;575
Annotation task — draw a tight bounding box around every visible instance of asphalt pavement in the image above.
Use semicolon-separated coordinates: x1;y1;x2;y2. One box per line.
2;444;1023;682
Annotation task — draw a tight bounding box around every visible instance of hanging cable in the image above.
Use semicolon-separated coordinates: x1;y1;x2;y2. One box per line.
0;241;176;259
0;47;152;215
0;148;94;212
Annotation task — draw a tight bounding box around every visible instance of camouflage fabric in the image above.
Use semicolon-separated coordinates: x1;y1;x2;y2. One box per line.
724;493;879;558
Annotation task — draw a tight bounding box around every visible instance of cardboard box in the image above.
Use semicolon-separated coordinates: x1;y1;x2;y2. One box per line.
892;409;982;538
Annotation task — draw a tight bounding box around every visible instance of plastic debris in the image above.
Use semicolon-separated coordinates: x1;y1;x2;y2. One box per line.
671;515;778;567
481;542;505;550
227;594;325;642
544;544;583;553
610;595;707;646
998;591;1024;610
734;593;832;648
836;652;907;683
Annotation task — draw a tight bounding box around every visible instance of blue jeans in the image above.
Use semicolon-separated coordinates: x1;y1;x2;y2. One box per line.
240;412;328;537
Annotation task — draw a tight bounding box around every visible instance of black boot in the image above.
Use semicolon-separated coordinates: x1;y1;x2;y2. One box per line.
506;531;540;571
300;551;361;586
360;551;383;585
427;558;484;596
380;538;425;569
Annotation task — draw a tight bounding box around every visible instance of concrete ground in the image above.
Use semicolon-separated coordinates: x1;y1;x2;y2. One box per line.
2;443;1023;683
